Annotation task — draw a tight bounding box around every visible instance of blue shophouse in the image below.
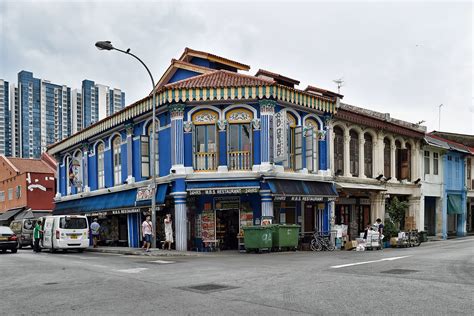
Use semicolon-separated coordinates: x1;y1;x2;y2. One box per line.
48;48;341;251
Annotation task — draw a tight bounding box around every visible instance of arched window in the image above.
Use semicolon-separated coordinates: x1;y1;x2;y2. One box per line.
97;143;105;189
349;130;359;177
284;113;297;170
333;126;344;175
112;136;122;185
305;118;319;173
70;151;83;193
192;110;218;171
226;108;253;170
405;143;412;181
364;133;373;178
384;138;391;178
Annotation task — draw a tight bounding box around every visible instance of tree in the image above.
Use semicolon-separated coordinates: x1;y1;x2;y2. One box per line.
386;197;409;231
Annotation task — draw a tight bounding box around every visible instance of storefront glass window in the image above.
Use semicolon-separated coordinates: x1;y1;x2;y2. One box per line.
194;124;217;171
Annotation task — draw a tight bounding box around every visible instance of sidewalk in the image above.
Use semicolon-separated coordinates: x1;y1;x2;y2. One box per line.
86;246;209;257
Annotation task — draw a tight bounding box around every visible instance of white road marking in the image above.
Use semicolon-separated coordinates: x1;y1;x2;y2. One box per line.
91;264;109;268
148;260;175;264
330;256;412;269
114;268;148;274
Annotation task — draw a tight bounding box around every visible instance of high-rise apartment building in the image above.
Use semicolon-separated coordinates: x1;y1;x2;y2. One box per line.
4;71;125;158
82;80;125;129
0;80;11;156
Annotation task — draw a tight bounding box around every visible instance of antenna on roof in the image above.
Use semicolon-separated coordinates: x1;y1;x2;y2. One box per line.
333;78;344;94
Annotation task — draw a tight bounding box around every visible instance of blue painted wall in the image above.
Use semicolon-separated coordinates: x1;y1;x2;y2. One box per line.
168;69;201;84
89;154;97;191
159;127;171;176
104;148;113;188
184;133;192;167
253;130;261;165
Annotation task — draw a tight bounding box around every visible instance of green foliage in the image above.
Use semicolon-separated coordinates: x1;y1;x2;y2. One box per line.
383;219;397;241
386;197;409;230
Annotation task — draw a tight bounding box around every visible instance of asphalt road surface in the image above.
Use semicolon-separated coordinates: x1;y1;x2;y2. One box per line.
1;238;473;315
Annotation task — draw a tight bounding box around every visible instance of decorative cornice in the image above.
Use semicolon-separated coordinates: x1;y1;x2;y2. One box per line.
48;85;337;155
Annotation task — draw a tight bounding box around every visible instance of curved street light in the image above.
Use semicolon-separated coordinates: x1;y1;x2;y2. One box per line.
95;41;158;248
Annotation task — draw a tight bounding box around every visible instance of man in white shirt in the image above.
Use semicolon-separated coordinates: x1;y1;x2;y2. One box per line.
142;216;153;252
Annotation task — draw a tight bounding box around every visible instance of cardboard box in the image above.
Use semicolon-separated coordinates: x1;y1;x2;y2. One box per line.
345;240;358;251
390;237;399;246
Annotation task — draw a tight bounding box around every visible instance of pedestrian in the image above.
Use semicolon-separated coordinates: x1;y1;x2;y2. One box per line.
375;218;384;249
90;218;101;248
142;215;153;252
33;219;43;253
163;214;173;250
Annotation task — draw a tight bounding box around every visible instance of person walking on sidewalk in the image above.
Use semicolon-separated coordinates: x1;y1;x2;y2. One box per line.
33;220;43;253
142;216;153;252
163;214;173;250
90;218;101;248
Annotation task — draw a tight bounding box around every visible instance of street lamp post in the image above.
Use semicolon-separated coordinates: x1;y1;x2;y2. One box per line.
95;41;158;248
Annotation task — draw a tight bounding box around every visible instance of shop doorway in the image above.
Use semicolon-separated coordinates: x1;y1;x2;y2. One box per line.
424;197;436;236
216;209;239;250
98;214;128;246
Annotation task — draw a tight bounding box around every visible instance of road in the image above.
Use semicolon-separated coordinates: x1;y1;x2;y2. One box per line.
1;238;473;315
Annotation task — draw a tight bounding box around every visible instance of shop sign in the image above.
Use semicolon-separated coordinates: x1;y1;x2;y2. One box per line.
85;207;143;217
136;186;153;201
189;187;259;196
360;198;371;205
273;110;288;163
214;196;240;210
274;195;335;202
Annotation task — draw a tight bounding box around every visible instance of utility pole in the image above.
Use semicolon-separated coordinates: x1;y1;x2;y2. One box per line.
438;104;444;130
333;78;344;94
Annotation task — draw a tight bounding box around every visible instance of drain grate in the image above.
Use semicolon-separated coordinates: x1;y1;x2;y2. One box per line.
180;283;237;294
381;269;419;275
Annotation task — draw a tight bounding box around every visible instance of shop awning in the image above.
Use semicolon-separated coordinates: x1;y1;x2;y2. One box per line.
267;180;338;202
336;182;386;191
15;210;51;220
447;194;464;215
0;207;26;222
186;180;260;195
54;185;168;216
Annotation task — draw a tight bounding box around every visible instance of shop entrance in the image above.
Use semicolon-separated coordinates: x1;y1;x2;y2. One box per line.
97;214;128;247
424;197;437;236
216;209;239;250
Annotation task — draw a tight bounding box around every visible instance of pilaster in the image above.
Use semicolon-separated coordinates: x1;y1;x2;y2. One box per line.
172;192;188;251
259;99;276;171
358;135;366;178
126;123;135;184
170;104;186;174
343;130;350;177
260;190;274;218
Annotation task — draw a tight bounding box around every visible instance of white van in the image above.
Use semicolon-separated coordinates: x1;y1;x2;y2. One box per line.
41;215;89;252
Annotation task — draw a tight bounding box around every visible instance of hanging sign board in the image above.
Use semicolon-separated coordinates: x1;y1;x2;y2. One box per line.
188;187;259;195
136;186;153;201
273;110;288;163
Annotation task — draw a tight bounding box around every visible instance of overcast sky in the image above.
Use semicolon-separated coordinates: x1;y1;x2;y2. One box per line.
1;0;472;134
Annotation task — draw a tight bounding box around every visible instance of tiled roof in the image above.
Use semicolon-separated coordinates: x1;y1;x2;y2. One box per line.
162;70;274;90
255;69;300;85
427;133;471;154
7;157;56;174
305;85;343;99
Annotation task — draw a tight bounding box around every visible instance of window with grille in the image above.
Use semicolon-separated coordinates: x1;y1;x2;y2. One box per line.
424;151;430;175
113;136;122;185
384;138;391;177
433;152;439;175
97;143;105;188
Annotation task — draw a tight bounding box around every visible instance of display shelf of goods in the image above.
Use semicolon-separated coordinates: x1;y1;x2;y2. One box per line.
201;210;216;240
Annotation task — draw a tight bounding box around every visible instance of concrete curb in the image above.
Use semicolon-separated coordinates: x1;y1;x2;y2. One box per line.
85;247;207;257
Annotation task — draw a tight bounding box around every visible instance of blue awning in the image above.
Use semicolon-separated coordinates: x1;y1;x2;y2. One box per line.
267;179;338;202
54;184;169;216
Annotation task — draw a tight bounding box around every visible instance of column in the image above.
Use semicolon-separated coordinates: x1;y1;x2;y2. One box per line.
343;129;351;177
259;99;276;171
170;104;186;174
326;121;333;174
376;132;385;177
260;190;274;218
82;144;90;192
358;134;366;178
458;193;467;237
370;192;387;222
173;192;188;251
390;141;396;180
126;124;134;184
217;120;228;172
407;196;421;230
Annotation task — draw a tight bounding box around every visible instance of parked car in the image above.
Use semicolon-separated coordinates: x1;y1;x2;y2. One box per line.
10;219;36;248
0;226;18;253
41;215;89;252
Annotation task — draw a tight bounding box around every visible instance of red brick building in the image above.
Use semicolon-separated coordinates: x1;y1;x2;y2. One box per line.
0;153;56;224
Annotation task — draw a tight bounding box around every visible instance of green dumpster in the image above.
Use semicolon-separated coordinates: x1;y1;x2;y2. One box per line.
419;231;428;242
270;224;301;251
242;226;273;253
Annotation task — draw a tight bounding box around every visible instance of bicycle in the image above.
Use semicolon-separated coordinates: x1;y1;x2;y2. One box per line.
310;232;335;251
